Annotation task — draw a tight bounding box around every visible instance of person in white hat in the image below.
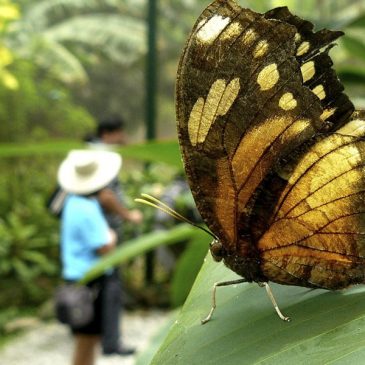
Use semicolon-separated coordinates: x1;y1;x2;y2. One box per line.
87;117;141;356
58;149;121;365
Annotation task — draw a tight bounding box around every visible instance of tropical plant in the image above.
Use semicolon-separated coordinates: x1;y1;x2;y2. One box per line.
6;0;146;84
0;201;59;305
0;59;95;142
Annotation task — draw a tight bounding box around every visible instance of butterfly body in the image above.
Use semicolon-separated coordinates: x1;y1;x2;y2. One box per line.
210;238;265;283
176;0;365;293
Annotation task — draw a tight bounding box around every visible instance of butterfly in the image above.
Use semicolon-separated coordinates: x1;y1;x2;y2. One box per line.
174;0;365;322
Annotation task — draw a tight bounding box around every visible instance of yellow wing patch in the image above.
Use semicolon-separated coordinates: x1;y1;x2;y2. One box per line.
296;41;310;56
221;22;243;41
337;119;365;137
188;78;241;146
320;108;336;121
257;63;279;91
242;29;257;46
312;84;326;100
279;92;297;111
253;40;269;58
301;61;315;83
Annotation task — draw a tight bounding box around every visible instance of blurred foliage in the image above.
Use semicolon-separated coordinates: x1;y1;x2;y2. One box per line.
0;60;95;142
0;156;60;309
0;0;19;89
0;141;201;324
2;0;365;137
6;0;146;83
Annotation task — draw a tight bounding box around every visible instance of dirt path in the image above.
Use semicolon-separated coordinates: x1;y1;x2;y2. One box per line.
0;310;168;365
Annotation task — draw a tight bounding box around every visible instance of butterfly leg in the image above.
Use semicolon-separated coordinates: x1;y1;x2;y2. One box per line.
262;282;291;322
201;278;247;324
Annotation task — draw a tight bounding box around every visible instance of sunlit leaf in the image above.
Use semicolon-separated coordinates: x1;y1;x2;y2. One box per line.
0;4;19;21
152;254;365;364
0;46;13;67
0;69;18;90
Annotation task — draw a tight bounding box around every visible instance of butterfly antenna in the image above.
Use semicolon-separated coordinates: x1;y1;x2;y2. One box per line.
135;193;217;239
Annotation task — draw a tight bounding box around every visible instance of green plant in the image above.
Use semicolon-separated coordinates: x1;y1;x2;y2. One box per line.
6;0;146;84
0;59;95;142
152;255;365;364
0;0;19;90
0;204;58;304
0;155;61;308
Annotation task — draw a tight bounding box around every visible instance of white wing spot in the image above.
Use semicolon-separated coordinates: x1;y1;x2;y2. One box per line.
196;15;230;44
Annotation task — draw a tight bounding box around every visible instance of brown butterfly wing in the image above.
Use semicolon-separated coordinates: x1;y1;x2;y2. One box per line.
176;0;355;284
259;115;365;289
264;6;354;130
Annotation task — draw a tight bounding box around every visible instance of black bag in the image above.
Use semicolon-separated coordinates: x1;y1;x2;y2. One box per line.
54;284;96;328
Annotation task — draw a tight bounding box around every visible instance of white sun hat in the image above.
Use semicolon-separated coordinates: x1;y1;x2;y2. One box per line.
58;149;122;194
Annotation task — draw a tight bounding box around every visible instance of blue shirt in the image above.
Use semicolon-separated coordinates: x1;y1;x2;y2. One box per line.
61;195;109;280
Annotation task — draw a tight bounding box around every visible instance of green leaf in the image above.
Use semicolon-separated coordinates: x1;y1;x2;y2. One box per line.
0;139;181;167
170;230;210;307
12;258;33;281
116;140;182;168
342;35;365;63
152;254;365;364
80;223;197;284
22;250;56;273
0;140;83;157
